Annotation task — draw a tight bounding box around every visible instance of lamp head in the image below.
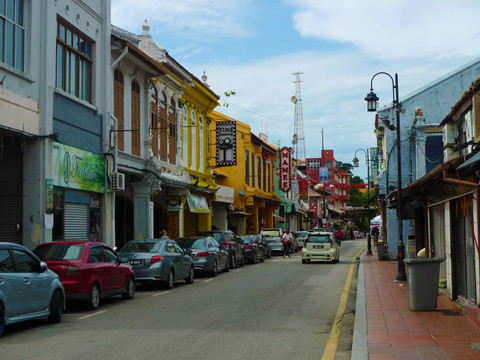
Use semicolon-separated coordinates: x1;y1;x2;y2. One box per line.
365;91;379;112
352;157;359;167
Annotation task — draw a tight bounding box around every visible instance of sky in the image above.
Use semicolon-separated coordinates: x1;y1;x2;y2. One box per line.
111;0;480;181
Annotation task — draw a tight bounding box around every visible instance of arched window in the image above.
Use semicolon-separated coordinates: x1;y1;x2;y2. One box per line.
168;97;176;164
131;80;140;156
190;110;196;169
180;103;188;165
150;86;159;158
113;68;124;151
159;91;167;161
198;115;204;171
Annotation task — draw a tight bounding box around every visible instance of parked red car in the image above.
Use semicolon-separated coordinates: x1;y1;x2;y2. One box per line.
33;241;135;310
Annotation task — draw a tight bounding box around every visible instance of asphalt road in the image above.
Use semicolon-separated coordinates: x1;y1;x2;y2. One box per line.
1;239;366;360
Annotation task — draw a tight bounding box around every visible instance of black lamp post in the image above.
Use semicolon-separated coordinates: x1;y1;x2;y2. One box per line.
353;148;372;255
365;72;407;282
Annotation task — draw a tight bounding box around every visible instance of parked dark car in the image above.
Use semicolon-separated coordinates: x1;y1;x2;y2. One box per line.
0;242;65;337
34;241;135;310
118;239;194;289
237;235;264;264
176;236;229;277
253;234;271;258
196;230;245;268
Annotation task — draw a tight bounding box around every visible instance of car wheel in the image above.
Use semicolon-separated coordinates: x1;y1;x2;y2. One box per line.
122;277;135;300
48;290;63;323
88;284;100;310
239;254;245;267
211;260;218;277
230;255;236;269
185;266;195;284
302;259;306;264
252;252;257;264
260;251;265;262
0;305;5;337
224;258;230;272
163;270;174;289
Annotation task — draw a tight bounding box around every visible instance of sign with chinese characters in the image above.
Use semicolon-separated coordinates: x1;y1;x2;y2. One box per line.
216;121;237;167
279;147;292;192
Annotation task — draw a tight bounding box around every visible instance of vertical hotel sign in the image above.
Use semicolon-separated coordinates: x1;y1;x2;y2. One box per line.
216;121;237;167
52;142;105;193
279;147;292;192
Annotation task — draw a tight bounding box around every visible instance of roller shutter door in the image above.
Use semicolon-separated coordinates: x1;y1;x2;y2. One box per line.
64;202;89;240
0;196;22;244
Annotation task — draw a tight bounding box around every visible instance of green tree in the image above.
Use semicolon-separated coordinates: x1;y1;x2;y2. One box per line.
336;161;353;173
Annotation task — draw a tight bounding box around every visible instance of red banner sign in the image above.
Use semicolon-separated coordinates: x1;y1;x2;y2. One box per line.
279;147;292;192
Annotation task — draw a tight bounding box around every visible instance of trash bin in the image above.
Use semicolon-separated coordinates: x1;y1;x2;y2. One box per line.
403;257;444;311
376;241;386;260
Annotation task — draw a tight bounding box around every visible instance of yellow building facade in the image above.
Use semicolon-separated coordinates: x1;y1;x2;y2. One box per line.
210;110;280;235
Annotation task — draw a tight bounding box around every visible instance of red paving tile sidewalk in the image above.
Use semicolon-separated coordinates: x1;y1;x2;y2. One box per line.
363;252;480;359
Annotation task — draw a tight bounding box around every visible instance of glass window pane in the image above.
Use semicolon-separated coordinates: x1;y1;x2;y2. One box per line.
56;44;64;88
83;60;90;101
73;34;78;50
0;18;4;62
6;0;13;20
59;23;65;41
86;42;91;58
69;53;77;96
14;25;23;70
66;29;72;46
5;20;13;66
15;0;22;26
0;0;5;16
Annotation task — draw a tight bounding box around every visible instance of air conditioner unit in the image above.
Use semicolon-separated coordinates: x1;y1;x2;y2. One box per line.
110;172;125;191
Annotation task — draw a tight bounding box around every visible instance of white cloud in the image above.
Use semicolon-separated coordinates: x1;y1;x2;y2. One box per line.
111;0;252;39
291;0;480;60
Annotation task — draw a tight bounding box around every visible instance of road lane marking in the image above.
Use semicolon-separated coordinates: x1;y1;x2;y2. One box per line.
203;278;215;282
152;291;169;297
321;245;367;360
79;310;106;320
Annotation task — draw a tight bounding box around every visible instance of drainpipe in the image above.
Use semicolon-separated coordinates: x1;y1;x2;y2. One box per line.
111;46;128;69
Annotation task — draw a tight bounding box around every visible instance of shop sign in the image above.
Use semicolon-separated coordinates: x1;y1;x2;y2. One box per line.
279;147;292;192
52;142;105;193
216;121;237;167
215;185;234;203
187;193;210;213
319;167;328;182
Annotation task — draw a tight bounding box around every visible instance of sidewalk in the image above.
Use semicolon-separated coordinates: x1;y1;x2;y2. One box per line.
352;251;480;360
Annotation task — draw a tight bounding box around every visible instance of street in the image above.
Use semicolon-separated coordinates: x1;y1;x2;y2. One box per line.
1;240;365;360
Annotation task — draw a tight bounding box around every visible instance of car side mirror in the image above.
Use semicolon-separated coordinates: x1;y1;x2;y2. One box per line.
39;261;48;273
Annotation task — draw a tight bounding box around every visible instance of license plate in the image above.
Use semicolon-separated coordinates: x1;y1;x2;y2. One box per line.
313;245;324;249
129;259;144;266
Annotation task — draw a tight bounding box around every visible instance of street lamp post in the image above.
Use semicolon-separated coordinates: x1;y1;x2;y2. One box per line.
365;72;407;282
353;149;372;255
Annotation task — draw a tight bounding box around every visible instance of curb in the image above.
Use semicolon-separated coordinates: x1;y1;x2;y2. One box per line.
351;253;367;360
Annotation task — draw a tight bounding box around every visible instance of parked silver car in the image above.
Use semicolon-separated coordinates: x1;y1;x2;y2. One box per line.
118;239;194;289
0;242;65;337
176;236;230;277
261;228;284;255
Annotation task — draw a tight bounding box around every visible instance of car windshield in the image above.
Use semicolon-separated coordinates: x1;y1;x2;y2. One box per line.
239;236;251;243
297;232;309;237
34;244;84;260
119;241;163;253
308;235;331;243
177;238;207;249
262;230;280;237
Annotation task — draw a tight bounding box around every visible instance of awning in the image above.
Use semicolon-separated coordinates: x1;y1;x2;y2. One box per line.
273;214;285;222
457;151;480;170
186;193;209;213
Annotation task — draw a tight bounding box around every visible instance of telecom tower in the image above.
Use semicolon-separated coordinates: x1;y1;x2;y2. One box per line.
292;72;306;161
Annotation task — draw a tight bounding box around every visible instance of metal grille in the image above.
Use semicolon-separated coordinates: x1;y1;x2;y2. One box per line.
64;202;89;240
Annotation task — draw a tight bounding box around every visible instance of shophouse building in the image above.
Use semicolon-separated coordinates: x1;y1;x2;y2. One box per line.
209;110;280;235
0;1;112;248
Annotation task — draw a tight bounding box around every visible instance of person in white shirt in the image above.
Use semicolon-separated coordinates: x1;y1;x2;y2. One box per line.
281;229;293;258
